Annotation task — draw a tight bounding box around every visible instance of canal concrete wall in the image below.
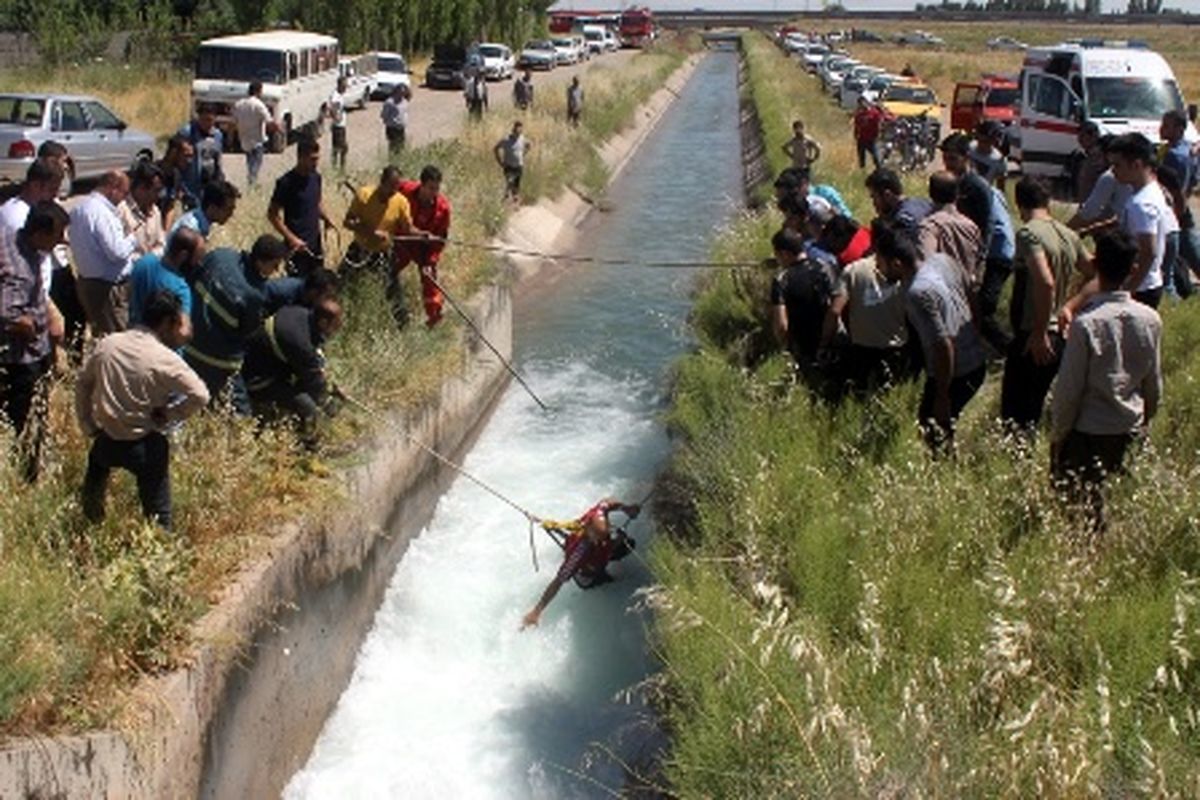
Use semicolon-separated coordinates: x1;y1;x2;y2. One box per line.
0;51;703;800
501;52;703;281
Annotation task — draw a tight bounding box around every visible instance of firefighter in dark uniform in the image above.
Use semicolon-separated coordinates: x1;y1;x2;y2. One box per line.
242;297;343;447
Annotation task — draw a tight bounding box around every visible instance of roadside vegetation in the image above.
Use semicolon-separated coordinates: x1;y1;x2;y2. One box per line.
650;32;1200;796
0;38;692;736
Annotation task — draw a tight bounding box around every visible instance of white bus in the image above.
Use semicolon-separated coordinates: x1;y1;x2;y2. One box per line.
191;30;340;153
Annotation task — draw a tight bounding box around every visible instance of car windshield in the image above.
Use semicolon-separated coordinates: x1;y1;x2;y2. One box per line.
480;45;507;57
584;31;603;41
527;41;554;51
196;46;285;84
0;96;45;126
869;77;893;90
886;85;936;104
1085;77;1183;119
985;88;1019;108
551;40;572;48
377;56;406;73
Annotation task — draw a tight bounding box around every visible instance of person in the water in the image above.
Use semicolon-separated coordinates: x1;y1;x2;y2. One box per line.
520;498;641;629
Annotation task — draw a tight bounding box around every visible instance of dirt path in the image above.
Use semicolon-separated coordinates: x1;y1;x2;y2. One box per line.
220;50;639;187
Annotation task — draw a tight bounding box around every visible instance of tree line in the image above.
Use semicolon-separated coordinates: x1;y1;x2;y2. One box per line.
0;0;556;66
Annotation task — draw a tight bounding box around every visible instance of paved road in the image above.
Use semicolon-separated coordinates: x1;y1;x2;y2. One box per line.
220;50;639;189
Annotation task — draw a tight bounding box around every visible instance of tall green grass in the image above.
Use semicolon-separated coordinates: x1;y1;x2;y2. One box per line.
650;33;1200;796
0;39;693;735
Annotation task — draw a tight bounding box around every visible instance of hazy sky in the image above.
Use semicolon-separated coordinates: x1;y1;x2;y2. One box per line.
550;0;1200;11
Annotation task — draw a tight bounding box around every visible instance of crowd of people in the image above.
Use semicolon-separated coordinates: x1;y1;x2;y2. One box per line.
0;116;455;530
764;112;1191;530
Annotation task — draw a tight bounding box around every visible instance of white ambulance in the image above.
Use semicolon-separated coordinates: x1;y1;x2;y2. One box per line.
191;30;340;153
1015;40;1195;181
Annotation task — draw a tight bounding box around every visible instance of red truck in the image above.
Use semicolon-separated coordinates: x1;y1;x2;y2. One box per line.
619;7;656;48
951;74;1020;132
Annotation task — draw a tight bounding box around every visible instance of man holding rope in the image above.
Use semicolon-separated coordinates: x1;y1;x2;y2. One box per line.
269;136;335;279
342;166;412;277
393;165;451;329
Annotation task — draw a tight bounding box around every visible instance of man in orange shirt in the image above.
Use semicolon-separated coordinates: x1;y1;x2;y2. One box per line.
392;165;451;328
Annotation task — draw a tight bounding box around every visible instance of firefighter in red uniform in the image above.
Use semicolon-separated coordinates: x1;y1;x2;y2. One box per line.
392;164;452;328
521;498;641;629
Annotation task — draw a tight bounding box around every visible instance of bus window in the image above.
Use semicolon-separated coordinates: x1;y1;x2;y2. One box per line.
288;52;299;81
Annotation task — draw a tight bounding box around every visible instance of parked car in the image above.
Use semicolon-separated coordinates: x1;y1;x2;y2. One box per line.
426;44;483;90
478;43;515;80
0;93;155;186
371;51;411;100
602;28;620;52
951;74;1019;131
840;65;885;109
802;43;831;71
820;56;860;93
879;80;940;119
987;35;1028;51
338;56;377;109
581;26;606;55
894;31;946;48
860;73;902;105
852;29;884;43
551;37;583;65
518;40;558;71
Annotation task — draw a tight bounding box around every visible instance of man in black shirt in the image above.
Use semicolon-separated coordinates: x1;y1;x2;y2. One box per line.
243;297;343;447
769;227;836;379
268;136;334;278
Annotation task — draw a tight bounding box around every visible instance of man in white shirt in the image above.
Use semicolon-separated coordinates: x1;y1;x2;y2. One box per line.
380;84;410;155
1108;133;1175;308
326;77;349;171
117;161;165;258
69;171;138;336
0;159;65;296
232;81;274;186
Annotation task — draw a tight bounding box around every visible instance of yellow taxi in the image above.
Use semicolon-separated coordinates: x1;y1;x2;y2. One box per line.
879;80;940;118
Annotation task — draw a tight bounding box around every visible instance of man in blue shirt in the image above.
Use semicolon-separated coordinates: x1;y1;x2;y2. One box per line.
129;227;203;326
178;107;224;206
168;180;239;245
1160;110;1196;298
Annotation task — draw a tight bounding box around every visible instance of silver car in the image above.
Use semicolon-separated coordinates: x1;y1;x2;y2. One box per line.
0;93;156;186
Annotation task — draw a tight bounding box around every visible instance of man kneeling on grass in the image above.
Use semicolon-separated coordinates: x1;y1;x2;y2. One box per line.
242;297;343;450
1049;230;1162;535
76;290;209;530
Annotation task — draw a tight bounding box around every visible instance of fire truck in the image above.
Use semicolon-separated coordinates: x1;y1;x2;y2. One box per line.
619;7;656;48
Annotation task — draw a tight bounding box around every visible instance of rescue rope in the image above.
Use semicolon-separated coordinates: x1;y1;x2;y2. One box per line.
336;390;543;524
391;234;764;270
422;271;552;412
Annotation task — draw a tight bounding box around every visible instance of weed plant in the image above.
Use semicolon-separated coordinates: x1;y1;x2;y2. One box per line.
0;40;690;735
650;33;1200;796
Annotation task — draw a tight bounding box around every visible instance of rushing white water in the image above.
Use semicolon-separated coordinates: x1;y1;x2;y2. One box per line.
285;50;742;799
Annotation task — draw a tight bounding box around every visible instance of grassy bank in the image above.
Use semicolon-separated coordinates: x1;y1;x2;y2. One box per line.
650;33;1200;796
0;38;693;736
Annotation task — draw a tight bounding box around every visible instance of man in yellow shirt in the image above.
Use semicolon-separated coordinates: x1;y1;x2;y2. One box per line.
341;166;412;276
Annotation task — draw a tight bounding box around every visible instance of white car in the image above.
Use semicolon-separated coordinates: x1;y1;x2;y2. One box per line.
551;37;583;65
518;40;557;71
581;26;606;55
820;57;859;93
840;66;884;109
477;43;515;80
895;30;946;48
338;57;376;109
802;44;831;72
602;28;620;51
860;73;902;105
370;51;412;100
987;35;1028;51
